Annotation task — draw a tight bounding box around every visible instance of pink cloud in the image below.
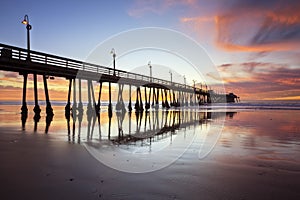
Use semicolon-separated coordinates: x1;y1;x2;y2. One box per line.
210;62;300;100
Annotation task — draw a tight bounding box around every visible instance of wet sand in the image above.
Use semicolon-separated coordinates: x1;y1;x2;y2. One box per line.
1;109;300;200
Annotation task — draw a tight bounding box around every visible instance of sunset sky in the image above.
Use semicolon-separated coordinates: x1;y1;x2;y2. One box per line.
1;0;300;101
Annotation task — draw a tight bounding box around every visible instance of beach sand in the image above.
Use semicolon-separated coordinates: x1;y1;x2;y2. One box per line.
1;110;300;200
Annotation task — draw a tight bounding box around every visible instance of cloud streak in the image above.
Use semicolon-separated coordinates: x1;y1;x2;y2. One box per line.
128;0;197;17
179;0;300;52
216;1;300;52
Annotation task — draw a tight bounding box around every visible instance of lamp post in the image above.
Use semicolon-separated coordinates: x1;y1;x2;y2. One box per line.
183;75;186;88
22;15;32;60
148;61;152;82
169;70;172;84
110;48;116;76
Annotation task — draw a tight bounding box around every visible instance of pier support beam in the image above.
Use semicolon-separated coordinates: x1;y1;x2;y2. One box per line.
87;80;94;115
95;82;102;113
21;73;28;130
90;80;96;111
185;92;188;106
155;88;159;108
151;88;159;109
72;78;77;114
116;83;126;112
161;89;165;108
164;89;170;109
33;74;41;114
108;82;113;118
190;93;194;106
21;73;28;115
145;87;151;111
135;87;143;112
128;85;132;112
78;78;83;114
72;78;77;122
43;75;53;116
65;79;72;117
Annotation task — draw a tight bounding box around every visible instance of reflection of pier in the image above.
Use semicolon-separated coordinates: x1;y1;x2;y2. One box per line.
66;109;236;145
0;43;239;126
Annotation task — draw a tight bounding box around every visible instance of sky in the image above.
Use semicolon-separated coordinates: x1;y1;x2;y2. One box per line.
1;0;300;101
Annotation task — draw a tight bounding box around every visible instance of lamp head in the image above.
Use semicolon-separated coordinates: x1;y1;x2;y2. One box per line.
110;48;116;57
22;19;28;25
22;15;29;25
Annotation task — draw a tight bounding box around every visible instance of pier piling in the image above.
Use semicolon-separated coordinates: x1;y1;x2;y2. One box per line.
43;75;53;116
33;74;41;114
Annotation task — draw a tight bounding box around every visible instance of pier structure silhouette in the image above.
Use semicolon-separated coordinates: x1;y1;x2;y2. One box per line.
0;43;239;121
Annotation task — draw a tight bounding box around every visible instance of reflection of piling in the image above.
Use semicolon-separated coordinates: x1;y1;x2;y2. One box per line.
117;111;125;138
77;110;83;143
21;112;27;131
66;115;71;142
33;113;40;132
128;112;132;135
108;116;112;140
45;112;53;134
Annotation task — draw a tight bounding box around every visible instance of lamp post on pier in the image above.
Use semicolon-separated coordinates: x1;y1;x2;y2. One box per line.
110;48;116;76
148;61;152;82
21;15;32;60
169;70;172;84
183;75;186;88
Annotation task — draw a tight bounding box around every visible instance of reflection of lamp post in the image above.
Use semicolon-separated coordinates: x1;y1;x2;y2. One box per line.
148;61;152;82
21;15;32;60
169;70;172;83
110;48;116;76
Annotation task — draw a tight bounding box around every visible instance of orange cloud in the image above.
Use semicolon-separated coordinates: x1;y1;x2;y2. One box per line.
267;10;300;25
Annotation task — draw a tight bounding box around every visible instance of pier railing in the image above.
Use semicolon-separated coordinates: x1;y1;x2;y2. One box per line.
0;43;207;93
